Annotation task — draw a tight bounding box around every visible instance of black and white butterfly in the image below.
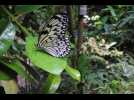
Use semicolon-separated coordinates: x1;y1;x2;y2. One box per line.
37;13;70;57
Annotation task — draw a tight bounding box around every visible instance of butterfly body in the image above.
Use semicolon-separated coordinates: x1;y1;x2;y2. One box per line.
37;13;70;57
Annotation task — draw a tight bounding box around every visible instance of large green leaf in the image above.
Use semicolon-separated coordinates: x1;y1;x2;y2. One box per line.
0;22;16;56
43;74;61;94
15;5;44;15
25;34;69;75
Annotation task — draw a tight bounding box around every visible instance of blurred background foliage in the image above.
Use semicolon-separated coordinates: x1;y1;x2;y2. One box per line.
58;5;134;94
0;5;134;94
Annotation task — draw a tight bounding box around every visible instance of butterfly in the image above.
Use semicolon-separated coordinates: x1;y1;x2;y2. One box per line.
37;13;70;57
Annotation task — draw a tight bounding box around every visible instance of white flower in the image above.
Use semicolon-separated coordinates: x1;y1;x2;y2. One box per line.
94;15;100;20
83;15;90;24
84;15;90;20
91;15;100;21
91;16;96;21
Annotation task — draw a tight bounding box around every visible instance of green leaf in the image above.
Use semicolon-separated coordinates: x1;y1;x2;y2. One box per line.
0;18;9;34
25;34;69;75
0;22;16;56
15;5;44;15
0;71;11;80
78;55;90;79
65;66;81;81
43;74;61;94
111;80;120;88
118;15;134;28
107;6;118;21
107;6;116;17
0;59;33;80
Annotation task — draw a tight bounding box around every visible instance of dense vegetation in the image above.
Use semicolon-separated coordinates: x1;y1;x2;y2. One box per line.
0;5;134;94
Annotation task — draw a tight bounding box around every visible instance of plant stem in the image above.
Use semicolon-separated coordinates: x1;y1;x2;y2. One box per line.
76;5;87;65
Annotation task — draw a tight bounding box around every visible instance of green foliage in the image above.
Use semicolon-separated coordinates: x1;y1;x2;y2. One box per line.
77;54;134;94
0;18;9;33
57;5;134;94
0;59;33;81
0;5;81;94
25;34;68;75
15;5;44;16
25;34;80;93
0;71;11;80
0;5;134;94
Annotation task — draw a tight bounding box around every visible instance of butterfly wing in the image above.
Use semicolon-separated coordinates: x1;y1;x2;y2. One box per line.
38;13;70;57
